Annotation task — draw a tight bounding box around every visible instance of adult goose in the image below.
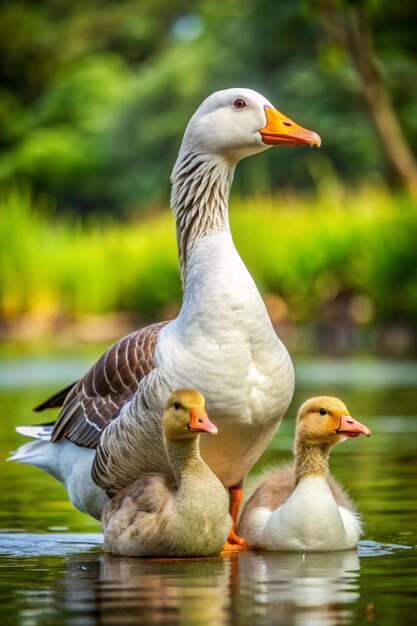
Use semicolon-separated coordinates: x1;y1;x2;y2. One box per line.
102;388;231;557
12;88;320;548
237;397;371;551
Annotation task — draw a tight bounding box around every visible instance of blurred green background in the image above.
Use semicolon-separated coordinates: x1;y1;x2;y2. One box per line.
1;0;417;353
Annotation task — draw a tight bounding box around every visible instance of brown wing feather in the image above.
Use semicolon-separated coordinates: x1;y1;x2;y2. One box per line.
48;321;168;448
33;383;77;412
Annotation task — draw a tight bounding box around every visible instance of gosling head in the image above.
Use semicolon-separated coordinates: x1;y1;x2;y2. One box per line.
295;396;371;448
180;87;321;163
163;389;218;442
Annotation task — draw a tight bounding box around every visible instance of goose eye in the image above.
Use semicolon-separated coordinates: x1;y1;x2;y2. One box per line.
233;98;247;110
319;408;327;416
174;401;181;410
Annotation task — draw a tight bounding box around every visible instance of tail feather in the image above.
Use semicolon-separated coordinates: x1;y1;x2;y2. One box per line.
9;422;54;469
8;439;50;464
9;433;106;520
15;423;53;441
33;382;76;412
8;438;64;485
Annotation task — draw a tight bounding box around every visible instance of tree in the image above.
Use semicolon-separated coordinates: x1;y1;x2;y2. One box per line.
314;0;417;197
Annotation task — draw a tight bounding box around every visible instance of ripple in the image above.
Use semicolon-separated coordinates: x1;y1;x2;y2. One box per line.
0;532;103;557
358;539;412;557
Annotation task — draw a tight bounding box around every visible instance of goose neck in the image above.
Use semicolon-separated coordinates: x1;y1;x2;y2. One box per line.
164;436;208;486
170;150;235;285
294;440;331;484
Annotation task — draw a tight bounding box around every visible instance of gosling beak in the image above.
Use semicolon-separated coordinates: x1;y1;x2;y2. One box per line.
336;414;371;438
259;106;321;147
188;407;218;435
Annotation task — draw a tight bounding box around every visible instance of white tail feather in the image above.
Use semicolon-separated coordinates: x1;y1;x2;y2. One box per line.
8;437;107;520
8;439;50;464
15;424;53;441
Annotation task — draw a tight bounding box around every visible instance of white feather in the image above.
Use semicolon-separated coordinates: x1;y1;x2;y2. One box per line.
10;439;107;520
262;477;363;552
15;424;53;441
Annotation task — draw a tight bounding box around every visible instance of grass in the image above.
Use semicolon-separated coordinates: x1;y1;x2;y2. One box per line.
1;185;416;325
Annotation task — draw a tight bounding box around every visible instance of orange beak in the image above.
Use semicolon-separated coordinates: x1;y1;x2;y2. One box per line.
188;407;218;435
336;414;371;438
259;106;321;147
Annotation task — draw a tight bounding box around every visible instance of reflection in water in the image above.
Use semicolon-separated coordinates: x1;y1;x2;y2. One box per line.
0;533;365;626
59;549;360;626
233;550;360;626
64;552;229;626
3;534;416;626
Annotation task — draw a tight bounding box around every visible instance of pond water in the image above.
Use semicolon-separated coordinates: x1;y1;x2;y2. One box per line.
0;347;416;625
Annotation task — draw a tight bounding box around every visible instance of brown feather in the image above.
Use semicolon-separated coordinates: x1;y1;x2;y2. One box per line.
40;321;169;448
33;382;77;412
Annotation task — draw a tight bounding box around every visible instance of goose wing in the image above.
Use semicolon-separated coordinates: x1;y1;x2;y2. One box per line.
35;321;168;449
104;473;176;519
34;383;77;412
102;474;177;553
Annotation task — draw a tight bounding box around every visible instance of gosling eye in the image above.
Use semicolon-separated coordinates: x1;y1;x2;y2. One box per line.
174;401;181;410
319;408;328;416
233;98;247;110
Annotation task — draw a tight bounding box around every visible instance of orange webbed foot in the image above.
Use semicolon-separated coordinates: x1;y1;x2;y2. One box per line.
221;523;248;553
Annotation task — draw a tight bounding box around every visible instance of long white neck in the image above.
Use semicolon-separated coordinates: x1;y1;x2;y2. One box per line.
170;149;235;287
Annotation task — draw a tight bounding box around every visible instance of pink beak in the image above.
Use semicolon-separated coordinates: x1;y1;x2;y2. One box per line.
188;407;218;435
336;414;371;438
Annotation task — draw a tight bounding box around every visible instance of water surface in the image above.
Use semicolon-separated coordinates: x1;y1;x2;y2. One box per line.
0;349;416;625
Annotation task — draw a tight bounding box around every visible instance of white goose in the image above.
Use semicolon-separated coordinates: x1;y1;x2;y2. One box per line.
11;88;320;548
237;396;371;551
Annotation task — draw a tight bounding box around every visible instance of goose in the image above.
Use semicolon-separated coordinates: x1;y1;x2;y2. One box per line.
102;388;231;557
237;396;371;551
11;88;321;549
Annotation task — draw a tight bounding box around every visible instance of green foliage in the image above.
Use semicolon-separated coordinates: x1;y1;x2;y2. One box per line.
1;185;416;324
233;188;417;323
0;186;180;318
0;0;416;212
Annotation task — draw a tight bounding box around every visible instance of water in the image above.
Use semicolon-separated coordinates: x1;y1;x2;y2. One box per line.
0;347;416;625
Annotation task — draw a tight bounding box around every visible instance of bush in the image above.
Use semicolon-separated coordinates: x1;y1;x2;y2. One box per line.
1;185;416;325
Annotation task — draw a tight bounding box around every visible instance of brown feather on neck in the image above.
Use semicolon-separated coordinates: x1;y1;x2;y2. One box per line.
170;151;234;285
293;440;331;484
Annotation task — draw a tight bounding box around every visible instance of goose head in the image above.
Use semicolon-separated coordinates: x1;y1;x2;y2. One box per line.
179;87;321;163
295;396;371;448
163;389;218;442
